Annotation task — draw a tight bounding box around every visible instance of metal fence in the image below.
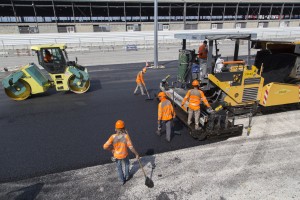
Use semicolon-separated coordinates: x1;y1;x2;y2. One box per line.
1;29;300;57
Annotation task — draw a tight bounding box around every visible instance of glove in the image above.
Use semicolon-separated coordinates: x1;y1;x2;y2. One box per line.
207;107;215;114
157;120;162;128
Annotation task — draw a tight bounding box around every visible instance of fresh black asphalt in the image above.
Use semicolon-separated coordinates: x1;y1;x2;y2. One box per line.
0;60;208;183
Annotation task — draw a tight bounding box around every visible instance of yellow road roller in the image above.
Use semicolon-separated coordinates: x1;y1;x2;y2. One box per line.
2;44;90;100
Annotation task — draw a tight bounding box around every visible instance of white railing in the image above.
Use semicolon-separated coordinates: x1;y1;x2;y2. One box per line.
1;28;300;56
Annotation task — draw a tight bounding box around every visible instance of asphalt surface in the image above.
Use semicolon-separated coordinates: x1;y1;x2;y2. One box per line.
1;61;300;200
0;60;209;183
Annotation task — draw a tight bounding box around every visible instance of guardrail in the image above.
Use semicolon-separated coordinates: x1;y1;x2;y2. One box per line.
1;29;300;57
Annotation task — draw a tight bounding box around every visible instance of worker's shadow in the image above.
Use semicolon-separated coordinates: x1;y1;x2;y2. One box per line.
146;88;159;95
130;149;156;180
6;182;44;200
172;118;185;138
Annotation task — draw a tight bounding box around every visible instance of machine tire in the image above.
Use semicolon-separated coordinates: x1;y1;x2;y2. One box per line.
197;131;208;141
68;75;90;94
189;129;199;139
189;128;208;140
4;79;31;101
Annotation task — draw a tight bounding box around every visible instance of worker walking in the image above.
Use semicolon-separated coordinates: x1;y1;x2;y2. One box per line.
181;80;212;130
103;120;139;185
157;92;176;142
134;67;147;95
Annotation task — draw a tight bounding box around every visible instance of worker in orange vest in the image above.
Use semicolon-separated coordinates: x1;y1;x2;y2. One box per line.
134;67;147;95
157;92;176;142
44;49;53;63
198;41;208;59
181;80;212;130
198;41;208;72
103;120;139;185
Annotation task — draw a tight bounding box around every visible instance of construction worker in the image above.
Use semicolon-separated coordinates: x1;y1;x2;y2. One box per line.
157;92;176;142
103;120;139;185
44;49;53;63
181;80;213;130
134;67;147;95
198;41;208;71
198;40;208;59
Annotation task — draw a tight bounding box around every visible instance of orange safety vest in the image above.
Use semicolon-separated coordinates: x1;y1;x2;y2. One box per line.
136;71;145;85
158;98;175;121
103;133;133;159
182;88;210;111
198;44;208;59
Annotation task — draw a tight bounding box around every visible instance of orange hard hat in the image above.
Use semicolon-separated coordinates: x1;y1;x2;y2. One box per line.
157;91;166;98
115;120;125;129
142;67;147;73
192;80;200;86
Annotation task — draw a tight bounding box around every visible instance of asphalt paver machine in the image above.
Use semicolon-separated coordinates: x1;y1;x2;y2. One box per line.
160;32;300;140
2;44;90;100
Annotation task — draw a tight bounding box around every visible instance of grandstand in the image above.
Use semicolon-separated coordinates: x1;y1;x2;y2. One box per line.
0;0;299;34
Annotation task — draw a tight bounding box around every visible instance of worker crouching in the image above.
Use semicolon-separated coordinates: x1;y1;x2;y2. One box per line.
157;92;176;142
103;120;139;185
181;80;213;130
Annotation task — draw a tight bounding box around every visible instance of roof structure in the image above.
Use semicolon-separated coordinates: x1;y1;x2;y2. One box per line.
1;0;299;34
31;44;67;51
10;0;300;3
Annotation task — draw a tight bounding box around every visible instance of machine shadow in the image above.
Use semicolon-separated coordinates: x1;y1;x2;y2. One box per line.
87;79;102;93
6;182;44;200
29;89;57;99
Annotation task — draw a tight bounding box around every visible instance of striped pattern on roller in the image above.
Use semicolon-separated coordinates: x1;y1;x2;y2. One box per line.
263;89;269;105
299;86;300;101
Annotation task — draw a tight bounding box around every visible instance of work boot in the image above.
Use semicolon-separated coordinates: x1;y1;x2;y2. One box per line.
156;130;161;136
187;121;191;126
142;93;146;96
195;124;201;130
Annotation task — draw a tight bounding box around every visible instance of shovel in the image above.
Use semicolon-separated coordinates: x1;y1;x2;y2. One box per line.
137;158;154;188
144;85;153;101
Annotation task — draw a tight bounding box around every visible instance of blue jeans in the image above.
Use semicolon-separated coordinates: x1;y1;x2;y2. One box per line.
116;157;130;183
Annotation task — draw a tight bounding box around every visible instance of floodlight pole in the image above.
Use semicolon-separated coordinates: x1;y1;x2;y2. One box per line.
154;0;158;68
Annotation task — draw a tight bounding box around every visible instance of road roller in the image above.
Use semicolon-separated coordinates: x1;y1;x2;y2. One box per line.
159;32;300;140
2;44;90;100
